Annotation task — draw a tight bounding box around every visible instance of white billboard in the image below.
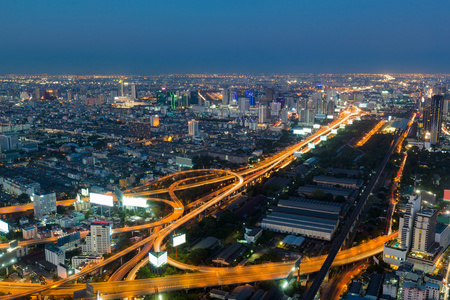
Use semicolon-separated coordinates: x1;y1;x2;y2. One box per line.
348;120;353;124
327;115;334;119
340;124;346;129
313;124;320;129
294;151;302;158
90;193;113;207
320;136;327;141
81;188;89;196
331;129;338;134
308;143;315;149
172;234;186;247
303;128;312;133
149;251;167;267
123;197;147;208
293;129;304;135
0;220;9;233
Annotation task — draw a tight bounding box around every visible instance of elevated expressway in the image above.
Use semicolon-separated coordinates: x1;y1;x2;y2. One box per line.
0;232;397;297
0;107;371;299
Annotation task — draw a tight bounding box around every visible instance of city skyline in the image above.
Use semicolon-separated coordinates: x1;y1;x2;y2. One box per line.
1;0;450;75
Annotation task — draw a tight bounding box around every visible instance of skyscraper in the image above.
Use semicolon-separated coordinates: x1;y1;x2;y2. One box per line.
82;222;111;254
428;95;444;145
33;192;57;220
238;97;249;113
281;108;289;124
188;119;199;137
222;88;229;105
411;208;437;253
130;84;136;100
399;194;422;250
258;105;268;124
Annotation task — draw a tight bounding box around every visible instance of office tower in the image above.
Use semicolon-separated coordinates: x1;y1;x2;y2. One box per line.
326;89;338;104
411;208;437;252
264;88;275;103
326;100;335;115
238;97;249;113
34;87;41;100
67;89;72;100
82;222;111;254
270;101;282;116
190;90;199;105
188;119;199;137
33;192;57;219
427;95;444;145
222;88;230;105
258;105;268;124
0;135;19;152
246;90;255;106
299;109;315;125
312;92;322;102
130;84;136;100
399;194;422;250
281;108;289;124
150;115;160;127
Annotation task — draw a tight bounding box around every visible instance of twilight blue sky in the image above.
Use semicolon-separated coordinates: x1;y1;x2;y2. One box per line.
1;0;450;75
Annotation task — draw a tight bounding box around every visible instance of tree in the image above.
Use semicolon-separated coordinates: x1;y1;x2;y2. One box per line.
311;189;324;200
17;193;29;203
187;248;210;265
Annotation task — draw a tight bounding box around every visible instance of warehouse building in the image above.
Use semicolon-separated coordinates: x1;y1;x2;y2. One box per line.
261;197;344;241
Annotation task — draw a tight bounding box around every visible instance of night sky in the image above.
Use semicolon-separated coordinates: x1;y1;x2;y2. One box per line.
1;0;450;75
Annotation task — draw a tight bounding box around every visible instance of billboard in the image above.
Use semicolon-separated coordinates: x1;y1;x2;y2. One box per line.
90;193;113;207
123;197;147;208
149;251;167;267
348;120;353;124
0;220;8;233
293;129;304;135
172;234;186;247
308;143;315;149
339;124;346;129
81;188;89;196
303;128;312;133
294;151;302;158
444;190;450;201
327;115;334;119
331;129;338;134
313;124;320;129
320;136;327;141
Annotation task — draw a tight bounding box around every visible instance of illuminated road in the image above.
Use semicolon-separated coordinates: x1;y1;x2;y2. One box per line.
0;199;75;215
0;107;366;299
356;120;386;147
0;233;397;297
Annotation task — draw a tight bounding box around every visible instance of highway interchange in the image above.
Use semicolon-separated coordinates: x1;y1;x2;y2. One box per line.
0;106;401;299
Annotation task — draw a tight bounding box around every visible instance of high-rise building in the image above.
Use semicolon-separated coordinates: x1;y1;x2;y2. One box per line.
281;108;289;124
130;84;136;100
399;194;422;250
427;95;444;145
411;208;437;253
222;88;230;105
150;115;160;127
264;88;275;104
270;102;282;116
33;192;57;219
326;89;338;104
258;105;268;124
238;97;249;113
0;135;19;152
188;119;199;137
82;222;111;255
45;244;65;266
